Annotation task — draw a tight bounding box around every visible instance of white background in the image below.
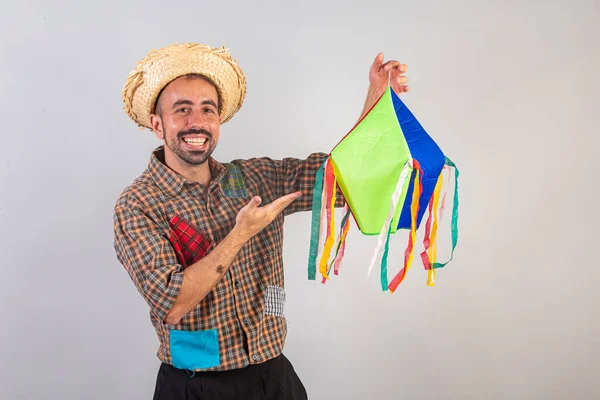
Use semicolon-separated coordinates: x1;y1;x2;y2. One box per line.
1;0;599;399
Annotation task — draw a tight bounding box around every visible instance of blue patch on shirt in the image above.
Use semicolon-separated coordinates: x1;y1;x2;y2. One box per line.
170;329;220;370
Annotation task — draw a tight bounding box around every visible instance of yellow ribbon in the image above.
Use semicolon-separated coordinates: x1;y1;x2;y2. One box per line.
427;172;444;286
319;161;337;280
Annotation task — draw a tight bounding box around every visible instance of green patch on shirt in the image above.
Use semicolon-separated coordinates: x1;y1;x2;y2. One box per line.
222;163;249;198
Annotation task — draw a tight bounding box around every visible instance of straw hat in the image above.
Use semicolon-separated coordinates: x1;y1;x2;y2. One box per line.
122;43;247;129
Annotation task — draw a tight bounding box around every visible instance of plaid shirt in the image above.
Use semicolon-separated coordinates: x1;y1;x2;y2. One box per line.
113;146;343;371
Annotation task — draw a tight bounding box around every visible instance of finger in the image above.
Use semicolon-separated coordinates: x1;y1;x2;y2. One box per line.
389;65;408;81
396;63;408;73
244;196;262;211
387;63;408;79
396;75;409;85
266;191;302;213
276;191;302;208
391;82;408;93
381;60;401;72
372;52;384;69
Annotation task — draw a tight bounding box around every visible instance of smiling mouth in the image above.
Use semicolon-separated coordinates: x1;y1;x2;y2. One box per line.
181;136;209;150
183;137;206;145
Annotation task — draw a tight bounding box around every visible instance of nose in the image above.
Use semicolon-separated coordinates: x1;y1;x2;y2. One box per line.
187;109;203;128
186;109;208;129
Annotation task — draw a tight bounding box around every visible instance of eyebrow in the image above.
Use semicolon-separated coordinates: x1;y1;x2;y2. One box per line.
171;99;218;110
171;99;193;109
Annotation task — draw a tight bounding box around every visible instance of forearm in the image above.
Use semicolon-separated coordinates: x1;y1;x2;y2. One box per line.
165;225;249;324
358;85;380;122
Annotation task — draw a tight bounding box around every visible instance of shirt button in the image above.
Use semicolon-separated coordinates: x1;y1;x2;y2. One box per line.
244;318;250;325
252;355;260;361
235;280;241;287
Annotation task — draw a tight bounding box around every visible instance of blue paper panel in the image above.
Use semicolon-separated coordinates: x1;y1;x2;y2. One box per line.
391;90;446;230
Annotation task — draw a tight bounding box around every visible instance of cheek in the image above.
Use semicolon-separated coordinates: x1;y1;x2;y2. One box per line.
164;119;184;137
211;127;220;142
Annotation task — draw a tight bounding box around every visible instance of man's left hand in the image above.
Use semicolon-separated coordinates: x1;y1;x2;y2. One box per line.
358;52;409;121
369;52;409;97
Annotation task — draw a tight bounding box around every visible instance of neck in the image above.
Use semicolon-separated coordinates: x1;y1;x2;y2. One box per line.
164;150;212;187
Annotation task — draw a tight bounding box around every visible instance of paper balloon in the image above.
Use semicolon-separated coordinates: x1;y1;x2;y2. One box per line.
307;86;459;292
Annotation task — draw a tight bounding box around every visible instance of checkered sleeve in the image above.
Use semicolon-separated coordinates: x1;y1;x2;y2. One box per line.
254;152;345;215
113;204;184;322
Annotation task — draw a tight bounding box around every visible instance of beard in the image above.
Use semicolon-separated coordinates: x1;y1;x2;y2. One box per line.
164;126;217;166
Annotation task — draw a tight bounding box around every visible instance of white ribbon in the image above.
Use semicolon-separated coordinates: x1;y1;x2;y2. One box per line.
365;159;413;285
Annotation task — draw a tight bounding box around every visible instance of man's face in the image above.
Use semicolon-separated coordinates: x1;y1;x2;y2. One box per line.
150;75;221;166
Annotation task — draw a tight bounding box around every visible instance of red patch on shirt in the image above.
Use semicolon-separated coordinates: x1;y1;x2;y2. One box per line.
168;215;213;268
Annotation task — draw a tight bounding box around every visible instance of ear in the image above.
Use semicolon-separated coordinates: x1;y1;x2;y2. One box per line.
149;114;164;140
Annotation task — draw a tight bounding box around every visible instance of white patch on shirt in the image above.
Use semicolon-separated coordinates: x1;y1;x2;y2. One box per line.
264;285;286;317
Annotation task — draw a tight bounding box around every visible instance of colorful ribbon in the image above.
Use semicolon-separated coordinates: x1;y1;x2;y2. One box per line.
318;159;338;281
388;160;423;293
307;159;327;280
365;159;413;287
324;203;351;282
309;155;459;291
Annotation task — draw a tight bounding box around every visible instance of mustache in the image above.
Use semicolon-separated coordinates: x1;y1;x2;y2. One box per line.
177;128;213;140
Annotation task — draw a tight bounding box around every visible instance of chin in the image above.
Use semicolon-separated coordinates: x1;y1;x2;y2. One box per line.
180;148;214;165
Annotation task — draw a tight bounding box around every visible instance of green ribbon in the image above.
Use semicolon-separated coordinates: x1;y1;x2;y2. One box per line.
433;156;459;269
380;221;394;291
308;159;327;280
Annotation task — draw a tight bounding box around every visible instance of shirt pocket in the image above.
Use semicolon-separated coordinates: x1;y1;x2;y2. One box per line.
264;285;286;317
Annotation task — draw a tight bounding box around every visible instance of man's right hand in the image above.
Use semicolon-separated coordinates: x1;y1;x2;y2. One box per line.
235;192;302;241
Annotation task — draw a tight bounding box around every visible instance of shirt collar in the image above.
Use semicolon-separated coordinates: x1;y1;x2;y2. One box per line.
148;146;228;198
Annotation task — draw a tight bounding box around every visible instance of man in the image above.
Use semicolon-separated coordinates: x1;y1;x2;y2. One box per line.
113;43;409;400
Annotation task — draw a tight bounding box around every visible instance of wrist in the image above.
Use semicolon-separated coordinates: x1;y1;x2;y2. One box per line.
230;224;252;245
359;86;381;120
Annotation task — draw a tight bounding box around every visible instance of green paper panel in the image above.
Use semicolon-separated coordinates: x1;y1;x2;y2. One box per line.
330;88;412;235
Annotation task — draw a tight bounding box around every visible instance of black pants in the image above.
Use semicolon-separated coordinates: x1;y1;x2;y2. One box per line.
153;354;308;400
